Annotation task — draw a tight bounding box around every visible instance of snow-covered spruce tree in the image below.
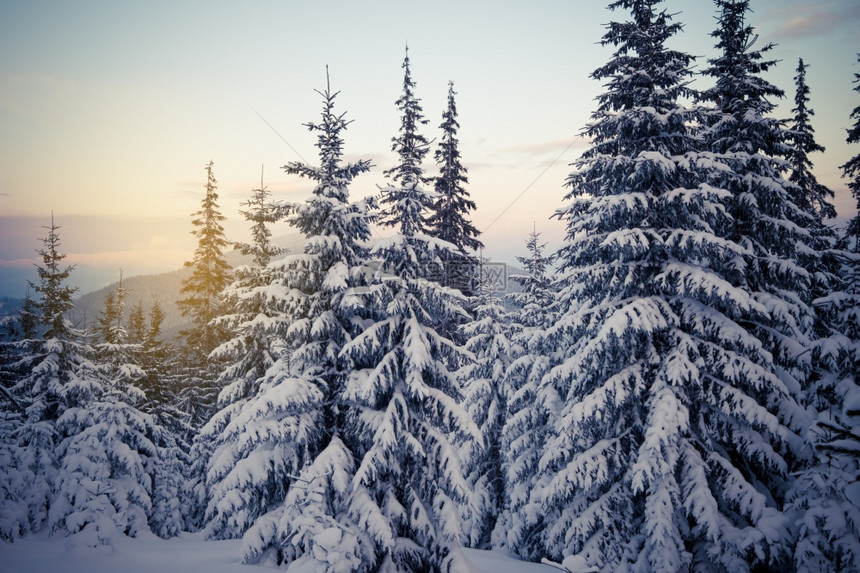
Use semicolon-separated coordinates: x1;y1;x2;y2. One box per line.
18;290;39;340
790;259;860;569
842;53;860;250
0;217;164;544
332;53;480;572
201;171;289;540
785;52;860;572
456;264;518;549
698;0;827;568
524;2;808;570
176;160;233;430
378;47;434;251
492;229;556;555
786;58;836;221
237;72;377;570
133;300;191;538
0;215;78;540
91;285;187;540
426;81;483;292
52;275;171;543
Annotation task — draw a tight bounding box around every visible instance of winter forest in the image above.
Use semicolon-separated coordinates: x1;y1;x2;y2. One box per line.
2;1;860;571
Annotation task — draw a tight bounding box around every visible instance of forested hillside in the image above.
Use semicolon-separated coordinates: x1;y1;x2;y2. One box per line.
2;1;859;572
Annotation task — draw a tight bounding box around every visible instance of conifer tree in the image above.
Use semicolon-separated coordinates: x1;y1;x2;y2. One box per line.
787;58;836;219
18;290;39;340
333;53;480;571
1;217;168;543
843;53;860;250
128;300;146;346
237;72;377;569
427;81;483;291
176;161;233;432
520;2;807;570
457;282;514;548
202;170;289;540
378;47;433;243
0;217;77;540
493;229;556;555
32;214;77;341
785;52;860;572
177;161;232;360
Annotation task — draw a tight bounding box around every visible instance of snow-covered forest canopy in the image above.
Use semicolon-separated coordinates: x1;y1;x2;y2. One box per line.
2;1;859;572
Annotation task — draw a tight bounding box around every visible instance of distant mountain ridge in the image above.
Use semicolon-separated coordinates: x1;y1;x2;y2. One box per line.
70;233;308;341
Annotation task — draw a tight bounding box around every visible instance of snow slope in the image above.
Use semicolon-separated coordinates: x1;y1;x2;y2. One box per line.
0;532;559;573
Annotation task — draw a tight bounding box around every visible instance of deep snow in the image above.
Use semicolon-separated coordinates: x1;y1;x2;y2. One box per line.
0;531;561;573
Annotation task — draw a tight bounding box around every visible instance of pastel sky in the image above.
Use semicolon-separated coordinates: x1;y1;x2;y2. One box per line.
1;0;858;297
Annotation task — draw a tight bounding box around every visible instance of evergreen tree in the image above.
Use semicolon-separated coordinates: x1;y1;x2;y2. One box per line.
176;161;233;432
843;53;860;251
128;300;146;346
493;229;556;555
507;228;556;327
332;54;480;570
18;290;39;340
1;217;165;544
427;81;483;291
177;160;232;360
786;58;836;219
0;217;76;539
378;47;433;242
238;72;377;569
785;52;860;572
457;282;514;548
202;170;289;540
32;214;77;340
520;2;808;570
136;299;191;538
94;273;129;345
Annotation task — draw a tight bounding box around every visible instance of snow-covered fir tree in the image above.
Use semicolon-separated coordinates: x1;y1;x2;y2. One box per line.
492;229;556;556
789;255;860;570
843;53;860;251
0;216;78;540
426;81;483;292
201;171;289;540
786;58;836;220
457;272;515;548
235;72;377;569
516;2;811;570
785;51;860;572
0;217;169;545
133;299;191;538
17;290;39;340
378;47;433;246
332;52;480;572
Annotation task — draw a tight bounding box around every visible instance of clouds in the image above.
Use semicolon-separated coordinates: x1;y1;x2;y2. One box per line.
766;2;860;41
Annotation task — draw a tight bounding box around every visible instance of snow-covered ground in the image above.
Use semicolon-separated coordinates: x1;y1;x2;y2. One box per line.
0;532;560;573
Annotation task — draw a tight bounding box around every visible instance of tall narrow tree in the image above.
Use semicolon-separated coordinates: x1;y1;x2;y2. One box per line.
786;58;836;220
0;215;77;540
177;161;232;360
786;52;860;572
334;52;480;572
427;81;483;291
202;170;288;540
378;47;433;242
237;72;377;570
843;53;860;251
176;161;232;433
493;229;556;555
